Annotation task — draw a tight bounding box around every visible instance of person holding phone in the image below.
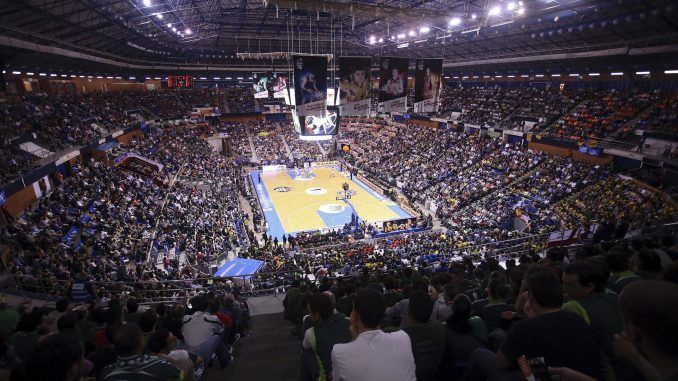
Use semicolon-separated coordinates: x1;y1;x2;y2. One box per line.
463;270;602;381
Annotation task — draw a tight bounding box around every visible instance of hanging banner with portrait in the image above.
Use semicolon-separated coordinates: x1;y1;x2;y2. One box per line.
378;57;409;113
293;55;328;116
413;58;443;113
338;56;372;116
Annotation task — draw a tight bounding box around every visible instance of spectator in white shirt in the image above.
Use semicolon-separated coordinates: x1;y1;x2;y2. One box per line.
180;295;232;369
331;288;416;381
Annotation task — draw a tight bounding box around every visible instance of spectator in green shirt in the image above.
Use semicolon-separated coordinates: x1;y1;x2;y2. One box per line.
301;292;352;381
441;294;487;379
402;289;446;381
563;260;641;381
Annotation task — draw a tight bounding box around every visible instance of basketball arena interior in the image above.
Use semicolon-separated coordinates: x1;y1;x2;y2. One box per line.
0;0;677;380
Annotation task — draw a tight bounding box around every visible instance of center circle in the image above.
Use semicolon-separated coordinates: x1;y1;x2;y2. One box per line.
306;187;328;195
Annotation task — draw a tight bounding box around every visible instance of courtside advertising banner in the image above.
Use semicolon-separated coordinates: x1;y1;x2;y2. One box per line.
270;73;288;98
378;57;409;113
414;58;442;113
293;55;328;116
253;73;270;99
338;56;372;116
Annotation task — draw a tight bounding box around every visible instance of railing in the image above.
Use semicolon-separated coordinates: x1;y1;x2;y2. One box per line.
6;223;676;305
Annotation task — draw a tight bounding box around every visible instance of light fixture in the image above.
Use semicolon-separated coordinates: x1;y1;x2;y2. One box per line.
185;28;192;35
213;77;220;80
517;8;525;15
535;74;544;78
11;71;20;75
449;17;461;26
167;23;172;27
142;0;151;7
507;2;515;11
397;33;406;39
489;6;501;17
665;69;678;74
611;72;624;76
569;74;580;77
408;30;416;36
369;35;377;44
26;72;34;76
588;73;600;76
520;74;529;78
471;13;477;19
551;74;561;77
507;75;515;78
378;37;384;43
419;26;430;33
155;13;163;19
635;71;650;75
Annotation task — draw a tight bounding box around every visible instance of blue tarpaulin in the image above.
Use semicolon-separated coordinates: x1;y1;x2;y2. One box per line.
214;258;265;278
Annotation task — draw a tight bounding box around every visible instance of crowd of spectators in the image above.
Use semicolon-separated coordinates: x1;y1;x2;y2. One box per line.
174;88;223;110
1;123;252;303
542;90;659;141
0;289;250;381
629;93;678;135
0;92;145;186
224;88;255;113
284;229;678;381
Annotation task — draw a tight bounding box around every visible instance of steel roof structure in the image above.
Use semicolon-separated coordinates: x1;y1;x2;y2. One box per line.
0;0;677;75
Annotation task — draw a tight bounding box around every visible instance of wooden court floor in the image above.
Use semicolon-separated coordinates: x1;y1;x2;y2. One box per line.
261;167;402;234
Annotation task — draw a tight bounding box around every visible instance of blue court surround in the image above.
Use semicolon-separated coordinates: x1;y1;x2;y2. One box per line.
250;168;413;239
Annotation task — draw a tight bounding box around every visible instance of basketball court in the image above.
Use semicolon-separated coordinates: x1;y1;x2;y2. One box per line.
250;165;413;239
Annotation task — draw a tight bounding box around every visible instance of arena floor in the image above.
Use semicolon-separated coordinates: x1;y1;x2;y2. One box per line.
250;166;413;239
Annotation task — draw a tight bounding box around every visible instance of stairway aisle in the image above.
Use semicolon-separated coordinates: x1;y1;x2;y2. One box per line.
206;313;300;381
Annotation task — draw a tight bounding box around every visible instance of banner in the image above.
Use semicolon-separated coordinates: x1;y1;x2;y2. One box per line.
378;57;409;113
301;111;339;136
413;58;442;113
32;175;51;199
253;73;270;99
382;217;418;233
293;55;328;116
270;73;288;98
338;56;372;116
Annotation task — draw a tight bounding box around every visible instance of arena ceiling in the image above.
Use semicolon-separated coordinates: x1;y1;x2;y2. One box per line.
0;0;677;75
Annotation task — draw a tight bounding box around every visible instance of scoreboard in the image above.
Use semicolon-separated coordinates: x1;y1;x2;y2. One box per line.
168;75;192;88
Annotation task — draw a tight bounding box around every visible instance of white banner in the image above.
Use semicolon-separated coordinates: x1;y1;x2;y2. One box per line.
339;98;371;116
296;100;326;116
413;98;438;113
378;96;407;113
32;175;51;199
254;90;269;99
262;164;286;173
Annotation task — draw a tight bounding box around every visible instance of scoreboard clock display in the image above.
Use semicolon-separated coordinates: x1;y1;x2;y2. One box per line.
168;75;192;88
